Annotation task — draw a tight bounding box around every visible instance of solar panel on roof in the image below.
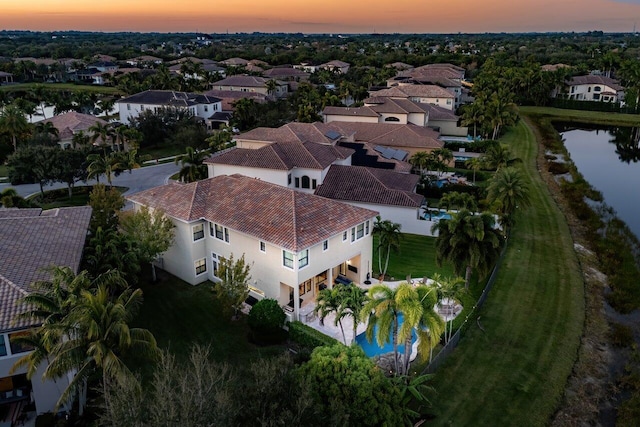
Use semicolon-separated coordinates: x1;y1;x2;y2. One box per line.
392;149;408;161
374;145;393;159
325;130;341;140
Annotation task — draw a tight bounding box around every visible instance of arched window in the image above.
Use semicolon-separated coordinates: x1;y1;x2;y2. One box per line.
301;175;311;189
594;86;602;92
384;116;400;122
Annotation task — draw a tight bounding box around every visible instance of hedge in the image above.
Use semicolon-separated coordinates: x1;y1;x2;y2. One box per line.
288;321;341;349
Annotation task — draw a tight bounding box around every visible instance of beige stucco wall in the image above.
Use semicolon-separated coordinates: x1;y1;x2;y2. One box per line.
344;201;435;236
234;139;272;149
411;97;455;111
430;119;468;137
379;113;408;124
324;114;378;124
407;112;427;127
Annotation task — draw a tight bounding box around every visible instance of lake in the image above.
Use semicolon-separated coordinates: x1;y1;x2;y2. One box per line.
557;123;640;239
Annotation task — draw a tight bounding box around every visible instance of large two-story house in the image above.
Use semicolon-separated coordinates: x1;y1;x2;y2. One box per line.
126;175;377;321
0;207;92;417
210;76;288;98
117;90;222;127
564;75;625;104
369;85;456;111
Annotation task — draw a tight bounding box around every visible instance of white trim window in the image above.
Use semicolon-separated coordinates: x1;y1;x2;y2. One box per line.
195;258;207;276
322;240;329;252
351;222;365;243
211;253;220;278
298;249;309;269
260;241;266;253
342;231;348;242
212;223;230;243
193;224;205;241
283;250;294;269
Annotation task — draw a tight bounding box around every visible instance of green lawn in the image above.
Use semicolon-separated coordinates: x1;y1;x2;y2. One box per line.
139;144;188;160
519;106;640;126
131;271;287;368
373;233;455;280
429;121;585;426
0;82;122;95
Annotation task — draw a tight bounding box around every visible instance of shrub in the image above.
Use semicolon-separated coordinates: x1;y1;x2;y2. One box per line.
288;321;340;349
248;299;287;344
547;161;570;175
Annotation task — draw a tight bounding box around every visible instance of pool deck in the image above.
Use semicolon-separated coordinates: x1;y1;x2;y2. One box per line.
299;278;462;350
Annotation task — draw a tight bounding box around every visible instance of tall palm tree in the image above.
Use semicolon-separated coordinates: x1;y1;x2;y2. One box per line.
485;91;517;140
465;157;484;184
266;79;278;97
174;147;208;183
45;283;158;412
340;285;368;344
430;274;465;345
408;151;432;176
483;144;521;171
0;104;30;151
439;191;478;212
87;153;110;185
314;286;349;344
35;121;60;143
372;216;403;281
89;122;114;148
432;210;503;289
461;101;485;140
486;167;531;229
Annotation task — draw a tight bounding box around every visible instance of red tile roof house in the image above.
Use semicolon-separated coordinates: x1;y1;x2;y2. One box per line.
40;112;108;149
0;207;92;416
126;175;377;321
369;85;456;111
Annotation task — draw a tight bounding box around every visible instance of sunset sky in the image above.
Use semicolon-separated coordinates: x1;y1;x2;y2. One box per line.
3;0;640;33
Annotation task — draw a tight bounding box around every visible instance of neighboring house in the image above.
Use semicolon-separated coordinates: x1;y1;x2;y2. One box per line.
564;75;625;103
0;72;13;84
262;67;310;82
388;63;467;107
211;76;288;98
326;121;444;156
125;55;163;67
86;61;119;73
168;63;226;80
126;175;377;321
315;165;429;235
219;57;249;67
323;97;430;127
370;85;456;110
320;60;350;74
117;90;222;127
422;103;468;137
205;138;353;192
386;62;414;71
41;112;108;149
0;207;92;416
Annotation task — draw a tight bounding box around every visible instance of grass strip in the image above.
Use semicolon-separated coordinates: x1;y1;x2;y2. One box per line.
429;120;585;426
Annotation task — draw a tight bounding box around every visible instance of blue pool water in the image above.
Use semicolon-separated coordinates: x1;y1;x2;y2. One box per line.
356;314;417;357
423;211;452;221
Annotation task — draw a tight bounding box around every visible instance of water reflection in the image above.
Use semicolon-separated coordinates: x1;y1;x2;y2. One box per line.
609;126;640;164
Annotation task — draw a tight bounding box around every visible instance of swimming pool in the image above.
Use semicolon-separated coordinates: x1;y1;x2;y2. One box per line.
423;211;452;221
355;314;417;357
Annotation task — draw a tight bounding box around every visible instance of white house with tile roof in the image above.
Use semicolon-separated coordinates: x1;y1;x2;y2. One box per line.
117;90;222;126
564;75;625;103
0;207;92;417
370;85;456;110
126;175;377;320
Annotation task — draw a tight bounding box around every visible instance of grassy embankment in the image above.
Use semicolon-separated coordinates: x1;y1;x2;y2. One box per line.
519;106;640;126
429;120;585;426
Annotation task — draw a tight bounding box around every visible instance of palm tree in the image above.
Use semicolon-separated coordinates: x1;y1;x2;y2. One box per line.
266;79;278;97
485;91;517;140
89;122;114;148
372;216;403;281
461;102;485;140
174;147;208;183
439;191;478;212
465;157;484;184
87;153;110;185
432;210;503;289
314;286;348;344
45;284;158;413
112;149;141;174
483;144;520;171
207;127;233;152
408;151;432;176
35;121;60;143
430;274;465;345
361;284;403;374
339;285;368;343
486;167;531;229
0;104;30;151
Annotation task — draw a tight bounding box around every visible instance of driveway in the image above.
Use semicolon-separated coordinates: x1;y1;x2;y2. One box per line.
0;162;181;198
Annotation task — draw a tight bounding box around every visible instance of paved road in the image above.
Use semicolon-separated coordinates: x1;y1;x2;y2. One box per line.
0;162;181;198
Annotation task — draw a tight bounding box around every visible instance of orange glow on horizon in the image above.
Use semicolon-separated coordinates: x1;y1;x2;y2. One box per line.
2;0;640;33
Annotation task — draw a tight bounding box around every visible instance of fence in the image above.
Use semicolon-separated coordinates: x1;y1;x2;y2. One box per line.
422;236;509;374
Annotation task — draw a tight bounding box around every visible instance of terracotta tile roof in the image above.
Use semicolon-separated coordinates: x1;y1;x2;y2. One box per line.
0;207;92;332
220;57;249;66
387;62;414;70
206;140;353;170
567;75;624;91
541;64;571;72
366;98;429;114
315;165;423;208
127;176;378;252
42;112;107;138
358;142;413;173
235;122;340;145
323;106;380;118
262;67;310;79
423;103;459;121
327;122;443;150
213;75;284;88
373;85;455;99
